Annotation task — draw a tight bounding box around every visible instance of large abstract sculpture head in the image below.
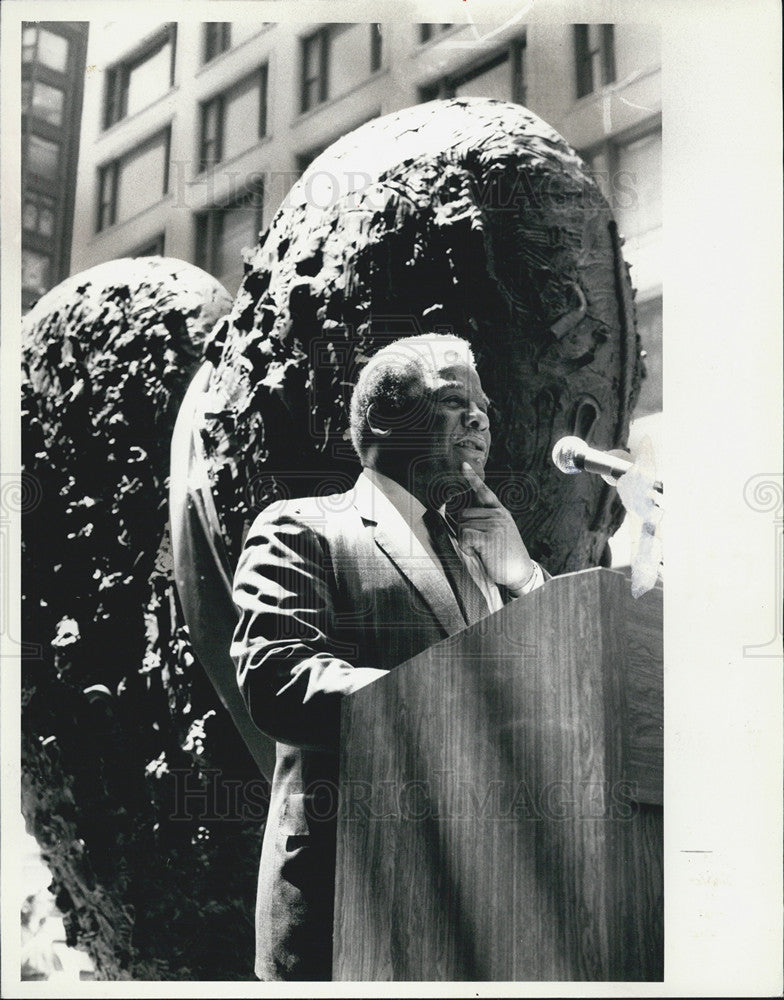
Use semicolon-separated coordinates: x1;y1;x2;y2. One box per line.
203;98;644;572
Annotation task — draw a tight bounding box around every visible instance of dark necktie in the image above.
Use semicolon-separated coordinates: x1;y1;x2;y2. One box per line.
422;508;491;626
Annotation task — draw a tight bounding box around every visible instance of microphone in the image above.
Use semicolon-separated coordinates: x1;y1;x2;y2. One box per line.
552;436;663;494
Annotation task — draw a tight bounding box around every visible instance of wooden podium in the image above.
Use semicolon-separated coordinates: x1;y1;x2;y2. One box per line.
334;568;663;981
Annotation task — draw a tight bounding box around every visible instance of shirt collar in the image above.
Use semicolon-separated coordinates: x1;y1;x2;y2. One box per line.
358;467;428;528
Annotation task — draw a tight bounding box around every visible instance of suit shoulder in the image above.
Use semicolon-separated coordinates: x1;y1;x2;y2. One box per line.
245;491;357;540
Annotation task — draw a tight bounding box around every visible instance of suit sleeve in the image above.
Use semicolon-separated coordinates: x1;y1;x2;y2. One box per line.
231;507;387;752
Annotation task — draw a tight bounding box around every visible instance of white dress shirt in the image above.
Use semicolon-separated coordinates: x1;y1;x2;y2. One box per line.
360;469;544;614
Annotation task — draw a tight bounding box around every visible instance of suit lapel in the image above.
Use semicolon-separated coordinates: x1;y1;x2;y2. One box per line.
369;520;467;636
351;473;466;636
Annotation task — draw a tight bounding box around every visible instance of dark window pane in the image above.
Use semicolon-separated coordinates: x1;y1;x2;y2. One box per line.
602;24;616;85
204;22;231;62
98;163;117;230
371;23;382;72
301;29;328;112
200;98;222;169
420;23;453;44
258;64;268;137
196;190;263;296
574;24;593;98
104;67;125;128
574;23;615;98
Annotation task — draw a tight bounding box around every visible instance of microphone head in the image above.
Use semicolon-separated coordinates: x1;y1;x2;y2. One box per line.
551;436;587;474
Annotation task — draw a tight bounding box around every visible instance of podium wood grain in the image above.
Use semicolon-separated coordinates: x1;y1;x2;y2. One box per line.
334;568;663;981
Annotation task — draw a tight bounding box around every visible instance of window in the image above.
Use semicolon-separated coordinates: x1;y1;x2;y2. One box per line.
420;24;453;44
22;249;51;294
615;131;662;240
420;40;526;106
97;128;171;231
104;26;176;128
371;23;383;73
195;188;264;295
27;134;60;183
454;53;514;99
23;192;57;237
200;97;223;170
203;22;231;62
22;25;69;71
22;26;37;64
97;162;119;230
131;233;166;257
574;24;616;98
199;65;268;172
24;81;65;126
300;24;381;114
301;28;329;112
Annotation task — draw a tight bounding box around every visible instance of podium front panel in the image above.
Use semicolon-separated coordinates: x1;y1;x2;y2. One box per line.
334;568;663;981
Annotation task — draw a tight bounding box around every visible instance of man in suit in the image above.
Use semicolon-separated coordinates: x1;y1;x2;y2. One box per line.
230;333;547;980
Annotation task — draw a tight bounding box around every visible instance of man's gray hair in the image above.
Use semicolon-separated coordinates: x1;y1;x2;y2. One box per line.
349;333;476;460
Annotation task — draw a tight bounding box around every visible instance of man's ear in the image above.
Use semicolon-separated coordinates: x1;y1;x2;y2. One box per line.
365;403;392;438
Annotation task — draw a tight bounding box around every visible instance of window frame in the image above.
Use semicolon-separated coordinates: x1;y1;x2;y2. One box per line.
419;38;527;105
300;27;330;113
26;79;66;127
22;25;38;63
419;24;454;45
198;64;269;173
96;126;171;232
370;23;383;73
203;22;231;63
103;25;177;129
199;94;225;171
574;23;616;99
257;63;269;140
22;24;70;71
26;133;62;184
23;190;57;238
194;185;265;282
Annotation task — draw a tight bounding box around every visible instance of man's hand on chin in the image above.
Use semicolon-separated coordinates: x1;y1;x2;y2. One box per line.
457;461;536;595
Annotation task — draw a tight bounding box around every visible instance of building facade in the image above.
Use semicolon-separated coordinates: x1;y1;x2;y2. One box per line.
22;21;89;313
70;17;661;416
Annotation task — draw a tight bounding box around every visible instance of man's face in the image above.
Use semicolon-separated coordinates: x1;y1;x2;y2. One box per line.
401;361;491;495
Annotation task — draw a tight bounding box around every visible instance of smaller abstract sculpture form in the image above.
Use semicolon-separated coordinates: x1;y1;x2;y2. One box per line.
22;258;263;980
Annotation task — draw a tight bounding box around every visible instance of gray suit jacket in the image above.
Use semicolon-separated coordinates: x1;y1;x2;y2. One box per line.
231;473;526;980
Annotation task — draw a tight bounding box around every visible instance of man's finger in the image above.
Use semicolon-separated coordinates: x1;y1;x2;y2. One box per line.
461;461;501;507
